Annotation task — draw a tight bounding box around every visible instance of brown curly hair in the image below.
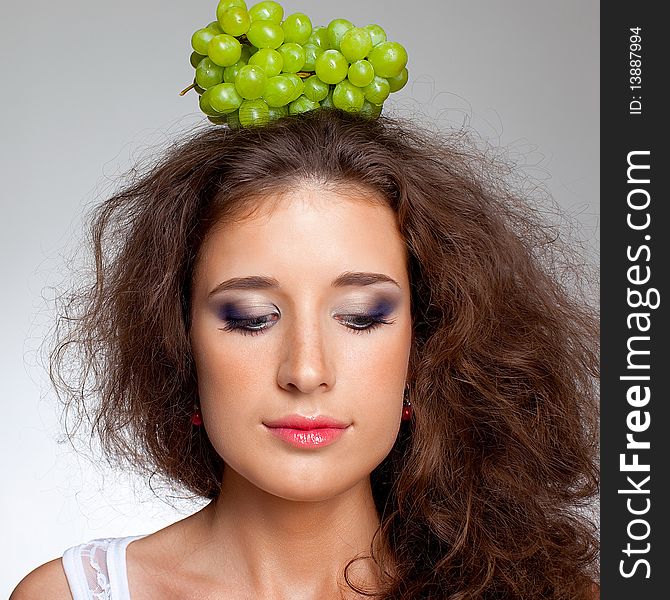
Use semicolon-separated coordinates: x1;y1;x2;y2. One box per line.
50;109;599;599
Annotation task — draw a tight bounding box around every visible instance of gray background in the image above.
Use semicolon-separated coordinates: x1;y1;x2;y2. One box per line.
1;0;599;591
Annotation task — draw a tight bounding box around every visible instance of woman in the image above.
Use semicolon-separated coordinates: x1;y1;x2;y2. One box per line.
11;109;599;599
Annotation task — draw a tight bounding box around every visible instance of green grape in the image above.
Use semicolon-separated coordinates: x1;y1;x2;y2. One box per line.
209;82;244;113
303;44;323;71
191;28;217;55
208;34;242;67
239;99;270;126
333;79;365;112
308;26;330;49
268;104;289;120
327;19;354;51
339;28;372;63
285;73;305;102
235;64;267;99
196;57;225;89
363;24;386;46
199;88;225;116
246;20;284;48
315;49;348;84
367;41;408;78
363;76;390;104
248;1;283;24
282;12;312;45
320;91;335;108
277;43;305;73
263;74;295;106
206;21;223;34
249;47;283;77
219;6;251;36
386;67;409;92
303;75;329;102
223;59;247;83
190;51;207;68
360;99;382;119
226;110;241;128
347;60;374;87
289;95;320;115
216;0;247;23
188;4;404;124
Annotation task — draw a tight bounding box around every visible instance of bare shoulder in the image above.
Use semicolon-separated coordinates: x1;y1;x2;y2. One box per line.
9;557;73;600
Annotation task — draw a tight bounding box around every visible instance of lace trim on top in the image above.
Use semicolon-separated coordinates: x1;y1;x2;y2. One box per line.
62;535;147;600
80;538;115;599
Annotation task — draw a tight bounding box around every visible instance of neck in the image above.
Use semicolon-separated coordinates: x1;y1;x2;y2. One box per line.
197;465;387;598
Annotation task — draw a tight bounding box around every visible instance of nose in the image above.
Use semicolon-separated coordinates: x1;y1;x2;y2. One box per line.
276;312;336;395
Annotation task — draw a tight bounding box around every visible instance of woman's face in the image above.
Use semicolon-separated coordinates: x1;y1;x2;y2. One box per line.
189;183;412;502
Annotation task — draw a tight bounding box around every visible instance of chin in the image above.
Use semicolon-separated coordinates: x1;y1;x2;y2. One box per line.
261;471;368;502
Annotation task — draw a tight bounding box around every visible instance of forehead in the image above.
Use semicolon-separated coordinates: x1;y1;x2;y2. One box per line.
194;184;409;292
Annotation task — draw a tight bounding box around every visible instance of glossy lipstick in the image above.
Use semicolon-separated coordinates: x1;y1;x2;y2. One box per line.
263;415;350;449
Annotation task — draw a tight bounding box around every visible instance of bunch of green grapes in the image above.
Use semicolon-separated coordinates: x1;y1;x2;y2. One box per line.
184;0;409;127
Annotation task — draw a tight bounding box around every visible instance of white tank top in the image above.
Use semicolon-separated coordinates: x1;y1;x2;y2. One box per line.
62;535;148;600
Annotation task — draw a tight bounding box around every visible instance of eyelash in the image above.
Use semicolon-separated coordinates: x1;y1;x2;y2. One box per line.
218;314;395;337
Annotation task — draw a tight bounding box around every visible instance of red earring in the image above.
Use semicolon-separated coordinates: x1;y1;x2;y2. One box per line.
401;386;412;421
191;406;203;426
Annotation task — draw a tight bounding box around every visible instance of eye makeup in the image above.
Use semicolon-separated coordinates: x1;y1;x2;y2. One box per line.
336;298;397;334
215;301;277;323
214;295;400;337
215;301;280;336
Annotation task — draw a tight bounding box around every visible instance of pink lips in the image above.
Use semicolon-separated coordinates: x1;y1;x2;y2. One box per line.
263;414;350;449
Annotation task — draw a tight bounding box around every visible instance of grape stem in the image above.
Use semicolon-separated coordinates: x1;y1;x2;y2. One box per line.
296;71;311;79
179;83;197;96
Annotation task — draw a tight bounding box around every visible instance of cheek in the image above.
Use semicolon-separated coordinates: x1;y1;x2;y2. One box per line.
190;324;269;439
346;330;412;457
194;350;269;471
351;373;404;461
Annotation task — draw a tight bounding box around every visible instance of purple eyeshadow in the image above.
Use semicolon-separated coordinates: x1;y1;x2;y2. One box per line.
217;302;248;320
369;298;396;319
217;296;397;321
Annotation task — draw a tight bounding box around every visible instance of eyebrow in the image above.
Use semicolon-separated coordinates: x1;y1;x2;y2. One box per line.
208;271;401;297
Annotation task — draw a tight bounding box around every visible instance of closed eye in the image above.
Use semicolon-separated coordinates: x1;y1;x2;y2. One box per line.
218;313;395;336
337;314;395;334
219;314;279;336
